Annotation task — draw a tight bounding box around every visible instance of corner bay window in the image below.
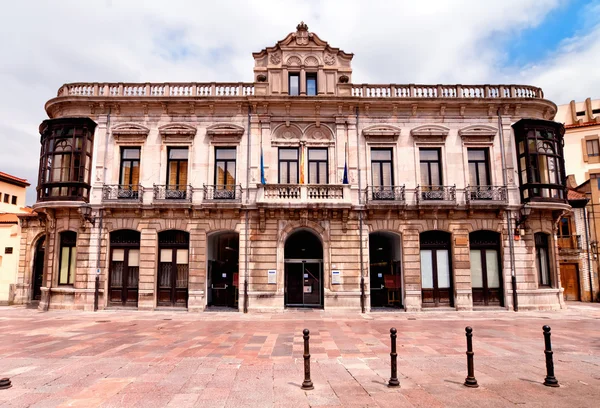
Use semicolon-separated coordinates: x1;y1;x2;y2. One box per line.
59;231;77;285
535;232;552;287
513;119;566;203
37;117;96;201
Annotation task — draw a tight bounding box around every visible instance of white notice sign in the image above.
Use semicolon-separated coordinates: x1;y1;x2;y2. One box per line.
268;269;276;284
332;270;341;285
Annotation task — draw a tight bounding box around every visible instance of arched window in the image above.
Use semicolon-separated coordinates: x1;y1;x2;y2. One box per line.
535;232;552;287
512;119;566;203
58;231;77;285
37;117;96;202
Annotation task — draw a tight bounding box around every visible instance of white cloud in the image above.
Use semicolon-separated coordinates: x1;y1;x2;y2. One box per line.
1;0;595;204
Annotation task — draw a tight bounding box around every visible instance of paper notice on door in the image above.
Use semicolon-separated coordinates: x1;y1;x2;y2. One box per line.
268;270;276;284
304;286;312;293
222;273;227;278
304;273;308;278
332;270;341;285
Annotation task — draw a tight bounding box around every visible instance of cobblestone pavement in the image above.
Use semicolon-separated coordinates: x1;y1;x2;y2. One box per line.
1;303;600;407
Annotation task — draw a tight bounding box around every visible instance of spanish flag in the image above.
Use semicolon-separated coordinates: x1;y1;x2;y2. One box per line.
299;145;305;184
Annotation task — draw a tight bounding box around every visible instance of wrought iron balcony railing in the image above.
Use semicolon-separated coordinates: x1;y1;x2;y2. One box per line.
102;184;143;202
415;185;456;203
153;184;192;201
365;185;405;202
465;185;508;203
203;184;242;201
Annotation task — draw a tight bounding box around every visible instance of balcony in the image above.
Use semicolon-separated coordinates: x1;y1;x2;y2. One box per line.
415;185;456;205
203;185;243;202
102;184;143;202
153;185;192;202
558;235;582;255
257;184;351;207
365;185;405;206
465;185;508;207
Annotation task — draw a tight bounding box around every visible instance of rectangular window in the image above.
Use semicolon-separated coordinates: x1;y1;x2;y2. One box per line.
167;147;189;190
371;148;394;187
215;147;236;187
420;148;442;186
4;247;13;254
278;148;299;183
535;233;551;287
3;194;9;203
587;139;600;157
467;148;490;186
308;148;328;184
11;195;17;205
58;232;77;285
559;217;571;237
289;73;300;96
306;73;317;96
119;147;140;187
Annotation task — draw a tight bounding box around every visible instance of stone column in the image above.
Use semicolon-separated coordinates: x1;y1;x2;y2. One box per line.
188;225;206;312
453;229;473;311
138;227;157;310
300;69;306;95
403;228;421;311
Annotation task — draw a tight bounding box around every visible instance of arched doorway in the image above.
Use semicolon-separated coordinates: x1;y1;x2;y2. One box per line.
157;230;189;308
284;229;323;308
108;230;140;308
369;232;402;308
469;230;503;307
420;231;453;307
31;236;46;301
207;231;239;309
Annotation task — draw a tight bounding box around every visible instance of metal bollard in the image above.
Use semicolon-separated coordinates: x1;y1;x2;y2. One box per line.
0;378;11;390
301;329;314;390
542;325;559;387
94;275;99;312
388;327;400;387
464;326;479;388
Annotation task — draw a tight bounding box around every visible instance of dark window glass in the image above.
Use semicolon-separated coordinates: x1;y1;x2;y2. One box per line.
11;195;17;205
468;148;490;186
587;139;600;157
308;148;328;184
119;148;140;187
278;148;299;183
535;233;551;287
306;73;317;96
58;231;77;285
4;247;13;254
559;217;571;237
420;148;442;186
215;147;236;187
371;148;393;187
289;73;299;96
3;194;8;203
167;147;188;190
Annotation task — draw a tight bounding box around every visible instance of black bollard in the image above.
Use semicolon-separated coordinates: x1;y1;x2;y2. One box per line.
464;326;479;388
94;275;99;312
301;329;314;390
0;378;11;390
542;325;559;387
388;327;400;387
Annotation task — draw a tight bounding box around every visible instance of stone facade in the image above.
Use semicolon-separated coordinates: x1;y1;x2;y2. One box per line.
16;23;570;312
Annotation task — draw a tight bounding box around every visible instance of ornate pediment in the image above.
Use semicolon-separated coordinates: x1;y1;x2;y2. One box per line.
158;123;196;144
206;123;245;143
410;124;450;143
271;123;334;146
458;125;497;143
112;123;150;144
363;125;401;143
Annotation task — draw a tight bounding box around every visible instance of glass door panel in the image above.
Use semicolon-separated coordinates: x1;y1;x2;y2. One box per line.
302;263;321;306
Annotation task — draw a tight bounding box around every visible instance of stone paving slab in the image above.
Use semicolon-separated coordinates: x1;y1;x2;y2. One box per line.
0;302;599;407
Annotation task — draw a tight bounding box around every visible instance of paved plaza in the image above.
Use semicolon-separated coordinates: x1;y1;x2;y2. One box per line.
1;303;600;407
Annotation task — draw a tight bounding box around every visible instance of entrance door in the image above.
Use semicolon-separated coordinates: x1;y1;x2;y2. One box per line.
561;264;580;301
285;261;322;307
207;232;239;309
209;260;235;307
32;237;45;301
109;247;140;307
157;230;189;308
469;231;503;307
420;231;453;307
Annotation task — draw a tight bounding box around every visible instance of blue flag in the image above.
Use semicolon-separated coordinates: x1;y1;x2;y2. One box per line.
260;147;266;184
342;142;349;184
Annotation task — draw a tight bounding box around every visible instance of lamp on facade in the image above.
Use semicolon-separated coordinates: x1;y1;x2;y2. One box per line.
514;205;532;240
78;205;96;227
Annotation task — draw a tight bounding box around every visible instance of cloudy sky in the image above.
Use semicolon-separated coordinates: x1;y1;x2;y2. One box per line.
1;0;599;204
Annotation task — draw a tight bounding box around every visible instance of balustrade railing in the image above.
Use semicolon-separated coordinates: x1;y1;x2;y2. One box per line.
153;184;192;201
465;185;508;203
203;184;242;201
416;185;456;203
263;184;301;200
351;84;542;99
307;185;344;200
365;185;405;202
62;82;255;97
102;185;143;202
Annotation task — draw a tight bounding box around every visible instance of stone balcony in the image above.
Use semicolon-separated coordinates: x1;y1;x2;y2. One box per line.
256;184;351;208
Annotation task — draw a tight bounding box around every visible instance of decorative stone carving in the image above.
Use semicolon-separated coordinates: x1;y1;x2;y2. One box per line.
287;56;301;66
112;123;150;144
305;124;333;141
294;21;310;45
257;74;267;82
304;56;319;66
158;123;197;144
324;53;336;65
339;75;349;83
363;125;401;143
458;125;497;143
269;52;281;65
273;124;302;141
206;123;245;143
410;124;450;142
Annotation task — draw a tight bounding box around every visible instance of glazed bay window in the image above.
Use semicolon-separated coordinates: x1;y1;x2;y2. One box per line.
512;119;566;203
58;231;77;285
306;73;317;96
278;148;299;183
308;148;328;184
119;147;140;199
214;147;237;199
289;73;300;96
535;232;552;287
166;147;188;199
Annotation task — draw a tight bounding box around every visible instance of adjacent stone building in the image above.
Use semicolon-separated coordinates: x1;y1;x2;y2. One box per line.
15;23;570;312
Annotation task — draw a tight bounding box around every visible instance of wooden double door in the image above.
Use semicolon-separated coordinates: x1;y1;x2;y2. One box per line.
420;231;453;307
108;230;140;307
470;231;503;307
561;263;580;301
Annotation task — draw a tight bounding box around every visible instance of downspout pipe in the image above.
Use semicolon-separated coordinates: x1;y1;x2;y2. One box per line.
584;206;594;302
243;105;251;313
497;109;518;311
356;106;365;313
